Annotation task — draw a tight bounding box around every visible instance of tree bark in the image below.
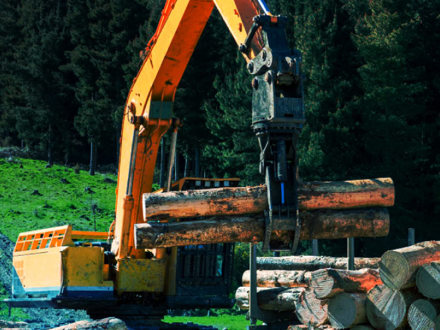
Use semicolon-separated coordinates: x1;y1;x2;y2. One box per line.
379;241;440;290
365;285;419;329
310;268;382;299
50;317;127;330
89;139;97;176
294;289;328;327
257;256;380;271
135;208;389;249
194;147;199;177
235;286;304;311
142;177;394;220
416;262;440;299
242;270;310;288
407;299;439;330
328;293;366;329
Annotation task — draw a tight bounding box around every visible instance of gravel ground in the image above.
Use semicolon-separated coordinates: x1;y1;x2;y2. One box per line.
0;232;89;329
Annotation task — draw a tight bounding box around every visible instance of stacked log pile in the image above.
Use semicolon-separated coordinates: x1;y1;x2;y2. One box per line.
236;241;440;329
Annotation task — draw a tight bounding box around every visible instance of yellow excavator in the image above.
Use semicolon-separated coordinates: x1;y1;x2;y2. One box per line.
7;0;305;327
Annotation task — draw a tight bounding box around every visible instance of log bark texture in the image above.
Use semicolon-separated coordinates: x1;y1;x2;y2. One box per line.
242;270;310;288
50;318;127;330
328;293;366;329
365;285;418;329
135;208;389;248
416;262;440;299
379;241;440;290
143;178;394;220
294;289;329;327
310;268;382;299
407;299;439;330
257;256;380;271
235;286;304;311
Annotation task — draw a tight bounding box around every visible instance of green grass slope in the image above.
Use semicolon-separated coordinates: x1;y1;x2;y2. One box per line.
0;158;117;241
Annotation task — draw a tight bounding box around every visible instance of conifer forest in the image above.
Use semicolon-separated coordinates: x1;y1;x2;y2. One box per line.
1;0;439;256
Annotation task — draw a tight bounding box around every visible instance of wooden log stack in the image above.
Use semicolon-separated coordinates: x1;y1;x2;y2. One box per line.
135;178;394;248
235;241;440;329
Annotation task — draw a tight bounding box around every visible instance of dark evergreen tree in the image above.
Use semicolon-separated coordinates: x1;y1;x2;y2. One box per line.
16;0;73;165
353;0;440;247
0;0;22;146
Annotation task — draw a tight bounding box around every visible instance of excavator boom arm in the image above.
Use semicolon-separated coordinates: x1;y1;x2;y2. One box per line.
111;0;288;258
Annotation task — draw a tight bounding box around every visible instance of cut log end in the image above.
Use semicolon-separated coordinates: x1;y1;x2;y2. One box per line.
379;251;409;290
294;290;328;327
416;262;440;299
379;241;440;290
407;299;438;330
365;285;406;330
328;293;366;329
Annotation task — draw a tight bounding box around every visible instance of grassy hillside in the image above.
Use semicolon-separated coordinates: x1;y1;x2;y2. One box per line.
0;158;117;241
0;157;252;328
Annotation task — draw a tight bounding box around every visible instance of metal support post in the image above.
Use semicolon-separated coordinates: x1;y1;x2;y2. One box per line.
408;228;415;246
347;237;354;270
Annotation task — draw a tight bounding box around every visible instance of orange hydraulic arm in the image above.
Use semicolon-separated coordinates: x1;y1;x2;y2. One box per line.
111;0;271;259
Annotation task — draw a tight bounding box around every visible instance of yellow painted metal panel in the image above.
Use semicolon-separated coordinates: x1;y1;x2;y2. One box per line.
116;258;166;294
13;247;64;289
61;247;108;287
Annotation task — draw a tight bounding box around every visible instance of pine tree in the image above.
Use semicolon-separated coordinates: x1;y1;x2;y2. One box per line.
354;0;440;246
16;0;73;165
0;0;22;146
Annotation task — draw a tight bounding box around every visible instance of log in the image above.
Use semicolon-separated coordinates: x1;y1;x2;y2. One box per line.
143;177;394;220
350;326;374;330
310;268;382;299
288;325;336;330
257;256;380;271
435;314;440;330
379;241;440;290
407;299;439;330
242;270;310;288
135;208;390;248
365;285;419;329
328;293;366;329
416;262;440;299
294;289;329;327
50;318;127;330
235;286;304;311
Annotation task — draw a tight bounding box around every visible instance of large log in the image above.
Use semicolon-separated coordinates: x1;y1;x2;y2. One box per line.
135;208;389;248
328;293;366;329
235;286;304;311
50;318;127;330
143;178;394;220
365;285;419;329
379;241;440;290
407;299;439;330
416;262;440;299
294;289;328;327
242;270;310;288
257;256;380;271
310;268;382;299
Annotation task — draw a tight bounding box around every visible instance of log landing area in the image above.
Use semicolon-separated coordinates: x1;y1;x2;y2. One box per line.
135;177;394;249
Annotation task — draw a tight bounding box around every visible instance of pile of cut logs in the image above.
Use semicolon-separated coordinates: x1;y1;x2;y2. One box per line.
236;241;440;329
